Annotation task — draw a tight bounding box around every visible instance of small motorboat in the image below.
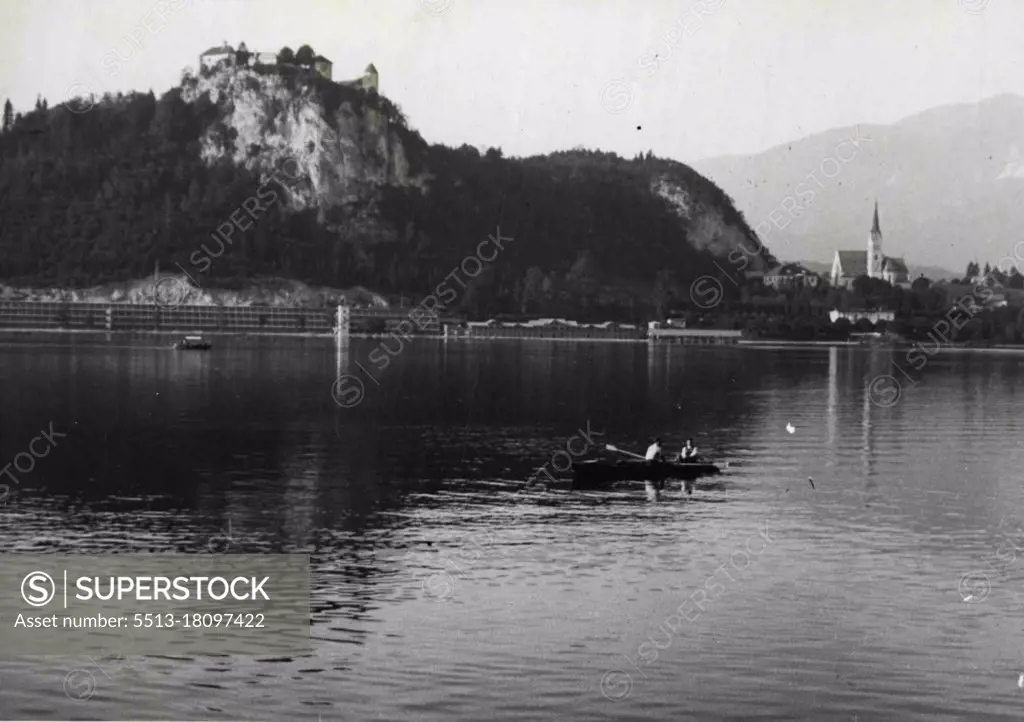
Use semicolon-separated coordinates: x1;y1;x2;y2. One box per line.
172;335;211;350
571;458;721;490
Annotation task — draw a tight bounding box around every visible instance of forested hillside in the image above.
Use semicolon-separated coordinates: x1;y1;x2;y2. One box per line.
0;64;769;320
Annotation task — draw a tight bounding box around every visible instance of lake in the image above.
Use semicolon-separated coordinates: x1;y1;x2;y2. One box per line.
2;332;1024;721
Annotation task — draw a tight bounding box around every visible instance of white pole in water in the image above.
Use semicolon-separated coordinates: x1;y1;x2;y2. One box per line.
334;304;350;343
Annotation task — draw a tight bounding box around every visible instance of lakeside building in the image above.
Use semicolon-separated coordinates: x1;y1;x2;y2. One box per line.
464;318;643;340
648;328;742;345
830;203;909;288
829;309;895;324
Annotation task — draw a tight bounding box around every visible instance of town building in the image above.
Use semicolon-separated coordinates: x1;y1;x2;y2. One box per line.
828;309;895;324
762;263;821;290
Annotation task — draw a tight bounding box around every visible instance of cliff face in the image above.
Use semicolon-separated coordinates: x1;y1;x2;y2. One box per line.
651;175;773;271
182;66;426;238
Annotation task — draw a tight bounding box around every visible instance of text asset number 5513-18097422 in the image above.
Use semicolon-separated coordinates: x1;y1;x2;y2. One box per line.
134;612;266;628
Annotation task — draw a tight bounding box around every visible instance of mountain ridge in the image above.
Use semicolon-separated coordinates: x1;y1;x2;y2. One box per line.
694;93;1024;274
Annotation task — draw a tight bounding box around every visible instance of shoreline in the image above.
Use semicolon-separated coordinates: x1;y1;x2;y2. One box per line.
737;340;860;348
0;327;648;343
4;327;1024;353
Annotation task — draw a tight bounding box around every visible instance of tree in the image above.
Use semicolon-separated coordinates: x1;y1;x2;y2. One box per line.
565;250;601;311
652;269;674;320
911;275;931;293
2;99;12;133
851;274;872;298
984;262;992;276
235;42;251;66
278;46;295;64
965;261;980;280
460;265;499;319
520;266;545;314
1009;268;1024;290
295;45;316;66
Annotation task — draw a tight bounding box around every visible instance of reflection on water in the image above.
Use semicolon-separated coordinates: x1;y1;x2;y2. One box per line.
1;334;1024;720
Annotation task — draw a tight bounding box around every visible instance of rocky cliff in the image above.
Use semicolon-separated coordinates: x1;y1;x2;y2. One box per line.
182;65;427;238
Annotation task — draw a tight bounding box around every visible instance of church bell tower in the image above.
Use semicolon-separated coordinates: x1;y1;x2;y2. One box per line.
867;201;883;278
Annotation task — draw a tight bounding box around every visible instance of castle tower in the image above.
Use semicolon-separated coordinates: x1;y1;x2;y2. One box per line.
867;201;882;278
362;63;378;92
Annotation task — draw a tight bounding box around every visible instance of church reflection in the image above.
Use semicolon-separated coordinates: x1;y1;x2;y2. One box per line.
861;351;886;498
826;346;878;500
827;346;837;449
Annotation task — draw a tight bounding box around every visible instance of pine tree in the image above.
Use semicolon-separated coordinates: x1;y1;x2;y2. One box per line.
2;99;12;133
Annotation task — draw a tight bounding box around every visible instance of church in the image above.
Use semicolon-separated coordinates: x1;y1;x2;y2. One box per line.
829;203;909;288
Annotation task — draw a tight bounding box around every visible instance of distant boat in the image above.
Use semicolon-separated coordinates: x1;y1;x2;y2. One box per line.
172;335;211;350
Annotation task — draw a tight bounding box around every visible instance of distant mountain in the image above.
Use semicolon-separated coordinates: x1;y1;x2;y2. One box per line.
694;94;1024;274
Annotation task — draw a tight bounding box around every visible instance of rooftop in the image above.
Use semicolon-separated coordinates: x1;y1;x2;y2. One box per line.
201;44;233;56
836;251;868;276
883;256;908;274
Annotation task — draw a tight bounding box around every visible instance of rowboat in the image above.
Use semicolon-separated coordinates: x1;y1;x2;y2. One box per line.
571;458;721;489
172;335;211;350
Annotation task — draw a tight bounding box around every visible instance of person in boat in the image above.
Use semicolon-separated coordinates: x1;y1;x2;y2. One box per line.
645;438;663;461
679;438;699;462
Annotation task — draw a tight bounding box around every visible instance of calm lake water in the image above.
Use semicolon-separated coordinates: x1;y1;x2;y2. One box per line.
2;332;1024;721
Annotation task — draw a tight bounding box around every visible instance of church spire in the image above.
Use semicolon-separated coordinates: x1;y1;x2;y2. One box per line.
868;200;883;279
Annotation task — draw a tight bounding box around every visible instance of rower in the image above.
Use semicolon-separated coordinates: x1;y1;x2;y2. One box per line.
645;438;663;461
679;438;698;461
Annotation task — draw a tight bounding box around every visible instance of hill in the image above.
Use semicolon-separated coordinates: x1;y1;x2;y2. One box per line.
0;60;769;321
694;94;1024;275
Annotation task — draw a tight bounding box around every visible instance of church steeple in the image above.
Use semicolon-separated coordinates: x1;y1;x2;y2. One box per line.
868;200;883;278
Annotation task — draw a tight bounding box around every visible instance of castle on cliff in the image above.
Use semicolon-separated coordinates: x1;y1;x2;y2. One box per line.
198;42;378;91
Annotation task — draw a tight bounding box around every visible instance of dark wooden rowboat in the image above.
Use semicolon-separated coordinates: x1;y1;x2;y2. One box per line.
172;335;211;350
571;458;721;489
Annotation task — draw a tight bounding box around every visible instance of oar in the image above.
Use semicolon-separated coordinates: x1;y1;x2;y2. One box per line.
605;444;647;461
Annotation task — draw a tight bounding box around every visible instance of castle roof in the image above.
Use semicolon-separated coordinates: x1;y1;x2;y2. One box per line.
201;44;234;56
836;251;867;276
365;63;378;74
871;201;881;235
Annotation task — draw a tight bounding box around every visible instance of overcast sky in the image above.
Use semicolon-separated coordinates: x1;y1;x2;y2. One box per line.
0;0;1018;163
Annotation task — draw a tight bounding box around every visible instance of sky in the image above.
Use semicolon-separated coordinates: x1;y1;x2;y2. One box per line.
0;0;1020;164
